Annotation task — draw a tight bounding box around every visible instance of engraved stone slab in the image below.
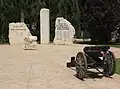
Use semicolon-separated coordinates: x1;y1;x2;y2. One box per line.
9;22;37;49
53;17;75;44
9;22;32;45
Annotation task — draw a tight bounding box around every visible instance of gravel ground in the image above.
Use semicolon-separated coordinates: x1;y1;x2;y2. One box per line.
0;44;120;89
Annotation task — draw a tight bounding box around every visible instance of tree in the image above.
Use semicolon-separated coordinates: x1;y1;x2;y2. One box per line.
79;0;120;42
0;0;120;43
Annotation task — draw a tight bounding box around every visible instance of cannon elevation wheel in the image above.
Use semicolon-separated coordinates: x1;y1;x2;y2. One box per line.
75;52;87;80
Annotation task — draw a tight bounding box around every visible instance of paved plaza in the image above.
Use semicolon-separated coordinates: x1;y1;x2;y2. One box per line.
0;44;120;89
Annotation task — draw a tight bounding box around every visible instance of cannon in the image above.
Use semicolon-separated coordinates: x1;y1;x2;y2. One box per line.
67;46;116;80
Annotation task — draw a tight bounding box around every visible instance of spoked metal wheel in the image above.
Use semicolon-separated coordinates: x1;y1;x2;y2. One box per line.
75;52;87;80
103;51;116;77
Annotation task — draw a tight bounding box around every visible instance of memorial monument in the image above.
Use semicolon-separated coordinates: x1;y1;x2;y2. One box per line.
53;17;75;44
9;22;37;49
40;8;50;44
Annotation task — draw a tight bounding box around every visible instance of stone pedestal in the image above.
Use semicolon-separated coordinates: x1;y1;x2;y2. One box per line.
40;8;50;44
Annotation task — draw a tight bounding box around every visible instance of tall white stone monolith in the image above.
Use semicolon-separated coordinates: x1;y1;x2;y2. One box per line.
40;8;50;44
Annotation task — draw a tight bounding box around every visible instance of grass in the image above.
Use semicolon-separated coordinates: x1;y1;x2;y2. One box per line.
73;40;120;48
96;43;120;48
109;44;120;48
95;44;120;48
115;59;120;75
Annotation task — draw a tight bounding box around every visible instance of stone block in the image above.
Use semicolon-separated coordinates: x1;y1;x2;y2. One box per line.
53;17;75;45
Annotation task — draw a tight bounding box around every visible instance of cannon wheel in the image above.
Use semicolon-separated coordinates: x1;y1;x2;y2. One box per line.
103;51;116;77
75;52;87;80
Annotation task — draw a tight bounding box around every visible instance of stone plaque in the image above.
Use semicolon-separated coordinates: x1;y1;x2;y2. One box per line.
9;22;32;45
53;17;75;44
